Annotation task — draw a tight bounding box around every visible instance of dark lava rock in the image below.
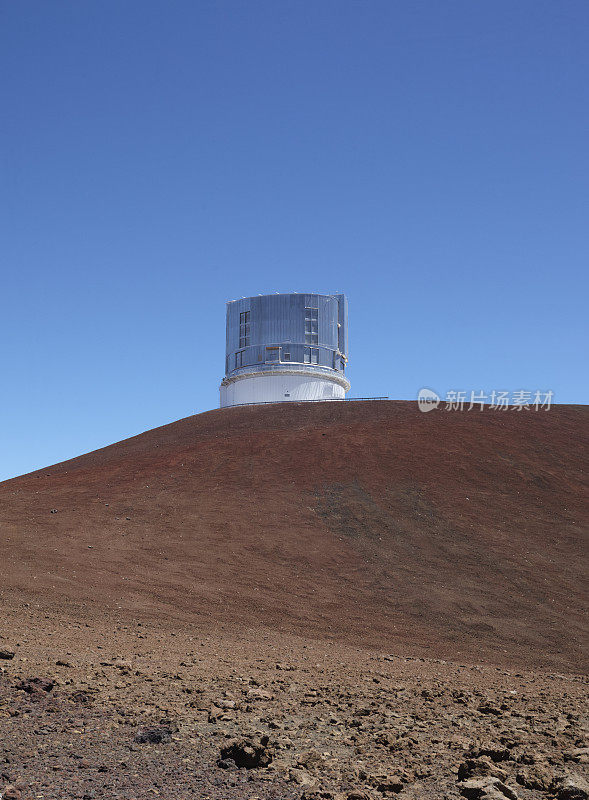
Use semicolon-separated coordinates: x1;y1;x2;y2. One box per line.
217;757;238;770
134;726;172;744
376;774;404;793
565;748;589;764
0;650;15;660
458;757;507;781
16;677;55;694
70;690;92;704
459;777;518;799
2;786;22;800
219;736;273;769
477;703;503;716
474;747;512;763
515;765;555;792
554;774;589;800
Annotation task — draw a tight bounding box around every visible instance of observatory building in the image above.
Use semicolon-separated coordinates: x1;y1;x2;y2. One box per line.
220;293;350;407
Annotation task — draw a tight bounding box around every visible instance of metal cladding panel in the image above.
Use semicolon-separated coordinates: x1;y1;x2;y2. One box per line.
224;292;348;381
318;295;338;348
250;294;303;346
335;294;348;356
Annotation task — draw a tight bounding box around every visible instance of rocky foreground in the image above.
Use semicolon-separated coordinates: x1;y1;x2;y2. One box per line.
0;605;587;800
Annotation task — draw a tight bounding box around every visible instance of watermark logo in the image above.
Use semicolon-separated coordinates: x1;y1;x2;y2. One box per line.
417;388;441;413
417;389;554;412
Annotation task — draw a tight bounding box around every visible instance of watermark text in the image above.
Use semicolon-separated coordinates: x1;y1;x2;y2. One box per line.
417;389;554;412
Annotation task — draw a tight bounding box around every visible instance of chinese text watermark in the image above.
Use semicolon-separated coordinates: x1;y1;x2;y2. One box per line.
417;388;554;413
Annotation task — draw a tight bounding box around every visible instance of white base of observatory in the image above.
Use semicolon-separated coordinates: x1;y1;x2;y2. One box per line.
220;370;350;408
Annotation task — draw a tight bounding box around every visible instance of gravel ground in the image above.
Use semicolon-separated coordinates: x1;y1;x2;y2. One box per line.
1;606;587;800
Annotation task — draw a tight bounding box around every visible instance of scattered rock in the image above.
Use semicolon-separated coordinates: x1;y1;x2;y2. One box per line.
246;688;274;700
16;677;55;694
297;749;324;771
458;757;507;782
133;726;172;744
459;777;518;799
1;786;21;800
289;767;319;787
515;764;555;791
565;748;589;764
213;698;237;709
69;690;92;704
0;650;15;660
375;774;404;793
474;747;512;763
477;703;503;716
554;774;589;800
217;757;238;770
219;736;273;768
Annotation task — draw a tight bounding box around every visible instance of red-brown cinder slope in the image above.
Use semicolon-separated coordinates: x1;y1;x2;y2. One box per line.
0;401;587;671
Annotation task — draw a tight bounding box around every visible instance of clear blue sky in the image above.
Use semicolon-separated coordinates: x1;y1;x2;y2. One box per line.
1;1;587;481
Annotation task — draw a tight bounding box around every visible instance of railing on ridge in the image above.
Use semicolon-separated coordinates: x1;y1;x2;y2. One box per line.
221;396;389;408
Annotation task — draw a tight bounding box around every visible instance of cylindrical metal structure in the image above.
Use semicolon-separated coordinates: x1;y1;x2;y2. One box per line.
220;293;350;407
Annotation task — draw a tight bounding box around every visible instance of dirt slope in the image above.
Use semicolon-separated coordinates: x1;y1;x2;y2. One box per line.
0;400;587;671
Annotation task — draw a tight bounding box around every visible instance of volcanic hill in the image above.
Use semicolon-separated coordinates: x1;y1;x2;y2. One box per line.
1;400;587;672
